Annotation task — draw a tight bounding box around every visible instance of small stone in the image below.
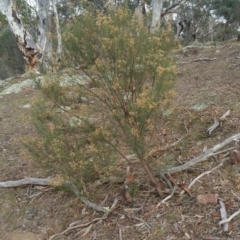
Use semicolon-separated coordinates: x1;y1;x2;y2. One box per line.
22;103;31;108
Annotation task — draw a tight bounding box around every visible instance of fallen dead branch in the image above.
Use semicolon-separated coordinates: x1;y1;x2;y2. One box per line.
157;186;177;207
132;215;151;229
207;110;230;136
219;200;229;231
219;208;240;226
180;161;226;195
0;177;106;213
163;132;240;175
49;198;118;240
193;57;216;62
119;228;122;240
178;57;216;65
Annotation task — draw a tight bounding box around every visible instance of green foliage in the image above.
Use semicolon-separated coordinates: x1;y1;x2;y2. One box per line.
210;0;240;24
0;27;25;79
16;0;38;27
28;7;176;189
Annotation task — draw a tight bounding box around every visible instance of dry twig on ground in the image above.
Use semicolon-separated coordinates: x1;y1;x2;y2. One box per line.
0;177;107;213
219;200;229;231
162;132;240;175
157;186;177;207
180;161;225;195
219;208;240;226
49;199;118;240
178;57;216;65
207;110;230;136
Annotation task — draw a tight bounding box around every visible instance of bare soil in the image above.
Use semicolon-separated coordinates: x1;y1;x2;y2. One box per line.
1;41;240;240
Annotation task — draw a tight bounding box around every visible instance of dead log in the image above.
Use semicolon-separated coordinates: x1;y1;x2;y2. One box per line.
162;132;240;175
0;177;106;212
178;57;216;65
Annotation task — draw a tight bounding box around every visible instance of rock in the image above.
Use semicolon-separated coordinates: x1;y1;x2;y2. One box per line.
80;97;88;103
0;72;89;97
69;117;82;127
0;79;37;96
59;74;89;87
0;80;6;87
22;103;31;109
192;103;207;111
56;106;71;113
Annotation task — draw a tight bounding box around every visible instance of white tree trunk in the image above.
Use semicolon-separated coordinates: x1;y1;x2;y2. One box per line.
52;0;62;62
150;0;163;34
36;0;52;71
0;0;51;72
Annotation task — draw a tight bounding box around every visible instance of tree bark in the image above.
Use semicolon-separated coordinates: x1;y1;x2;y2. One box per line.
141;159;164;197
52;0;62;62
150;0;163;34
0;0;52;72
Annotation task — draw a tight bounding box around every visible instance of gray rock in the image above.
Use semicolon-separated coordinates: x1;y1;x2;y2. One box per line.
0;79;37;96
59;74;89;87
22;103;31;109
69;117;82;127
192;103;207;111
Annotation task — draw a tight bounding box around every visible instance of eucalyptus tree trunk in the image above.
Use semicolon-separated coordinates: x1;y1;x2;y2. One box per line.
0;0;52;73
37;0;52;72
150;0;163;34
52;0;62;62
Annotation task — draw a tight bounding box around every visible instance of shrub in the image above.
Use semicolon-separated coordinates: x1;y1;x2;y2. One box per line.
27;6;177;196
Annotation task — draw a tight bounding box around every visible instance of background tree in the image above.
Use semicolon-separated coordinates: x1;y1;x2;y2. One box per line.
210;0;240;40
0;0;62;73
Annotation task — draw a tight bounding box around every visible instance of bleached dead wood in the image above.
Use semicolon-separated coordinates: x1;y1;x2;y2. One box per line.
219;208;240;226
0;177;106;213
157;186;177;207
207;110;231;136
180;161;225;195
178;57;216;65
207;117;220;136
51;0;62;62
219;200;229;231
163;132;240;175
193;57;216;62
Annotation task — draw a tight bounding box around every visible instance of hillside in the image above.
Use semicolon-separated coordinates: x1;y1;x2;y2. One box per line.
1;41;240;240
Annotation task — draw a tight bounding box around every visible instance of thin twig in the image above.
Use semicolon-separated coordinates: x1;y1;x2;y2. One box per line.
29;188;53;202
49;198;118;240
49;217;105;240
132;215;151;229
163;132;240;174
219;200;229;231
219;208;240;225
0;177;106;213
100;194;108;206
187;163;223;189
157;186;177;207
231;190;240;202
119;228;122;240
212;147;235;156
